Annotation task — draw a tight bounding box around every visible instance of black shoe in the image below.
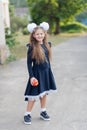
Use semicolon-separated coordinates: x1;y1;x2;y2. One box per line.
40;111;50;121
24;114;31;125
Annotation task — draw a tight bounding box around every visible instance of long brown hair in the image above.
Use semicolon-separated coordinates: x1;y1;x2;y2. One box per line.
29;27;52;64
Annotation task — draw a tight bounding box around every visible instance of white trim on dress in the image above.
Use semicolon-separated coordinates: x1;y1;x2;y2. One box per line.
25;90;57;101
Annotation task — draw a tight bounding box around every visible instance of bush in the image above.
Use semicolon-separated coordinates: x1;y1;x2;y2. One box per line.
11;23;18;33
5;28;17;47
22;28;29;35
61;22;87;33
10;16;28;32
5;54;16;64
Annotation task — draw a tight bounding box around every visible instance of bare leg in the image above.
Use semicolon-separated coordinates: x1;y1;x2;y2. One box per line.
40;95;50;120
26;100;35;112
24;100;35;124
40;95;46;109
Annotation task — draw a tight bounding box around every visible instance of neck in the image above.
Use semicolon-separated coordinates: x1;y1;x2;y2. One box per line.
39;42;43;44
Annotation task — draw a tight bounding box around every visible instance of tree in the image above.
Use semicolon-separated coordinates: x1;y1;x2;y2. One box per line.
76;9;87;22
27;0;87;34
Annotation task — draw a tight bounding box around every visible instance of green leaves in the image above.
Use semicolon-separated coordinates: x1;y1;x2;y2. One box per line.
27;0;87;34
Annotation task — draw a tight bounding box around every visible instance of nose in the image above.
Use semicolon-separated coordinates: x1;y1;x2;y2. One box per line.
38;35;42;38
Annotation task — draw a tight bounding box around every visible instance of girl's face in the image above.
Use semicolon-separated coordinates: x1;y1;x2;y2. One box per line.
33;28;45;43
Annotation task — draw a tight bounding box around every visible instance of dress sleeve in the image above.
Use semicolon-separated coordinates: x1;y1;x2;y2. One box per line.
48;42;52;47
27;44;34;78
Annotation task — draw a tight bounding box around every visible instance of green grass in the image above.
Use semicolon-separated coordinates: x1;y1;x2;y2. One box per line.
9;33;71;60
48;34;70;45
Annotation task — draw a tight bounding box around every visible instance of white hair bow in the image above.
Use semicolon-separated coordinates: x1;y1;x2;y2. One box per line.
27;22;49;33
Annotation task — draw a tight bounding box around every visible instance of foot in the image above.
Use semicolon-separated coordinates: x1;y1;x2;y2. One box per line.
24;114;31;125
40;111;50;121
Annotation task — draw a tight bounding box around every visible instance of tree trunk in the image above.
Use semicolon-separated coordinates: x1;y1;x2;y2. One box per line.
54;18;60;34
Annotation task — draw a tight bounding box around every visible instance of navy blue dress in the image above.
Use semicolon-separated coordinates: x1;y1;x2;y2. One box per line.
24;43;57;101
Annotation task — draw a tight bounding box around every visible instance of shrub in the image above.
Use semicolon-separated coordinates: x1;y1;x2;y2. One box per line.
22;28;29;35
61;22;87;33
5;28;17;47
5;54;16;64
10;16;28;32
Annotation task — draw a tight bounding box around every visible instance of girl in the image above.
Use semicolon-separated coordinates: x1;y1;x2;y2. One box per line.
24;22;57;125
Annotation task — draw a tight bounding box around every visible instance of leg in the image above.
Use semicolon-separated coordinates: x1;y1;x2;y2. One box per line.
40;95;50;121
40;94;46;109
26;100;35;112
24;100;35;125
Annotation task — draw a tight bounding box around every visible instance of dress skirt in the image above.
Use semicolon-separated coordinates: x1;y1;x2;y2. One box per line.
24;65;57;101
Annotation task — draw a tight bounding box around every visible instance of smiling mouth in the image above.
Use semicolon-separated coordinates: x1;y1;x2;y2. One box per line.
38;38;42;39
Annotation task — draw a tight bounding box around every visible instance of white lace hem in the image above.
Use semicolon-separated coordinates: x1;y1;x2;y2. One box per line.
25;90;57;101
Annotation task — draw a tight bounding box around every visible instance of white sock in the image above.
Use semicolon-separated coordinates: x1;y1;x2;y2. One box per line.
40;108;46;113
24;111;31;116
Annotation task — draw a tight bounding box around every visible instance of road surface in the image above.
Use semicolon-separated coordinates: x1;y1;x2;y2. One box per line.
0;35;87;130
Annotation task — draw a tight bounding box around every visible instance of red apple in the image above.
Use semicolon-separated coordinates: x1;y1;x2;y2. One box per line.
32;79;39;87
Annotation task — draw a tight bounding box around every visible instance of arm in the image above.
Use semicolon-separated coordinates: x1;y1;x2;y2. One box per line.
27;44;38;85
48;42;52;64
48;42;52;47
27;44;34;78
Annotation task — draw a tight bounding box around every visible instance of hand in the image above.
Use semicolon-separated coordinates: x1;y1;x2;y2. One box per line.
30;77;39;86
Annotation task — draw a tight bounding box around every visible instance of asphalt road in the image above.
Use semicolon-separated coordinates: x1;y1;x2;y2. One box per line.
0;35;87;130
